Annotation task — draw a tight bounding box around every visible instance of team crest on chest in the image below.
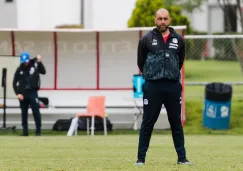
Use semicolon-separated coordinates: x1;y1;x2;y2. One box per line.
151;39;157;46
172;38;178;43
169;38;178;49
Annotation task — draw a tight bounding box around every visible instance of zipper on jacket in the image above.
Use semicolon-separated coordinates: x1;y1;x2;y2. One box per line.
162;35;174;78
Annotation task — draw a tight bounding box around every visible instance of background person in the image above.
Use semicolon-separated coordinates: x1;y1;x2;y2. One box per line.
13;52;46;136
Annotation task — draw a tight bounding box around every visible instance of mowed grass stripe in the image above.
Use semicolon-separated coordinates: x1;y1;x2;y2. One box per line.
0;135;242;171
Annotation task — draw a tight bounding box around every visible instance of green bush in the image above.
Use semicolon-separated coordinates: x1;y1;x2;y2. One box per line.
212;32;243;61
213;39;237;61
185;30;207;60
127;0;192;34
55;24;84;29
185;39;206;60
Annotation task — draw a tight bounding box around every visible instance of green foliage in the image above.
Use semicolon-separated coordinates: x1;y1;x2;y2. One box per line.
212;32;243;61
127;0;192;33
177;0;203;13
55;24;84;28
213;39;237;61
186;31;243;61
163;0;203;13
185;30;207;60
185;39;206;60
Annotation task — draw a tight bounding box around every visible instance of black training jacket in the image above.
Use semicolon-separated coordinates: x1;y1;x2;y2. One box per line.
13;58;46;95
137;27;185;81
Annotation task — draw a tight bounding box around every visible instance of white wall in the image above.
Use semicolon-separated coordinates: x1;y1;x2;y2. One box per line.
15;0;136;29
57;32;97;88
16;0;81;29
210;6;224;33
0;27;185;97
90;0;137;29
183;3;208;32
0;0;17;28
185;0;243;33
0;0;241;33
84;0;93;29
183;1;224;33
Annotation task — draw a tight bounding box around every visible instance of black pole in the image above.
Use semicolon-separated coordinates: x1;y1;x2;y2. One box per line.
81;0;84;26
2;68;7;128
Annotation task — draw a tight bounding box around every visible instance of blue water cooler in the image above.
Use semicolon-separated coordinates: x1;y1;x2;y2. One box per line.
133;74;145;98
203;82;233;130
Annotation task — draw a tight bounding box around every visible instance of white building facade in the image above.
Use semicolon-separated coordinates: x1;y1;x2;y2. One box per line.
0;0;241;33
0;0;136;30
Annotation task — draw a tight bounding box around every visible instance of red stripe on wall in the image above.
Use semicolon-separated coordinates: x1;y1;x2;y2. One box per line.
40;88;132;90
41;88;97;90
11;31;15;56
98;88;132;90
53;32;58;90
96;32;100;90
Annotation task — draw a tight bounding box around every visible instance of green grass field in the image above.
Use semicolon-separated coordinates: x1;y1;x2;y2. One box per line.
0;60;243;170
184;60;243;82
0;135;243;171
183;60;243;134
183;85;243;134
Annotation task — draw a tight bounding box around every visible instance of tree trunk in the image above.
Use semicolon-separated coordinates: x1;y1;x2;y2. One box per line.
236;0;243;31
218;0;243;74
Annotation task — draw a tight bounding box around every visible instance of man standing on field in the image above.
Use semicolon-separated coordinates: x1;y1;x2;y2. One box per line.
134;8;192;166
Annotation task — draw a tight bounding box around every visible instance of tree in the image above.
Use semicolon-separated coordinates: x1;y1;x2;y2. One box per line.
217;0;243;73
127;0;192;33
164;0;203;13
217;0;243;32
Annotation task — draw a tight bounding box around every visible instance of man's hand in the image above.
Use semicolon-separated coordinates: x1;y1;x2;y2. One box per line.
17;94;24;101
36;54;42;62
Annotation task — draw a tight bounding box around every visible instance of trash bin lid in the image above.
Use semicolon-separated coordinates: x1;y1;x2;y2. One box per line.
205;82;232;101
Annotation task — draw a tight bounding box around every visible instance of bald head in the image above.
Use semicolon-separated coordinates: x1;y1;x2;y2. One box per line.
154;8;171;33
155;8;170;18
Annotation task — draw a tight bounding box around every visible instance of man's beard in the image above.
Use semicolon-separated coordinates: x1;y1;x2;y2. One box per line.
157;24;169;32
22;62;30;68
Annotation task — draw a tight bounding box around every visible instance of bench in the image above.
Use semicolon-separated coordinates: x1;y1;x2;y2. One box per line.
0;90;170;130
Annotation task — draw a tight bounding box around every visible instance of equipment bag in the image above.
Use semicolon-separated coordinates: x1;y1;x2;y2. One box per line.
78;116;113;131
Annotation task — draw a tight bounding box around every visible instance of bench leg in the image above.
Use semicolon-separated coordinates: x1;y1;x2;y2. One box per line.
103;118;107;136
87;118;90;135
91;116;95;136
133;113;138;130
